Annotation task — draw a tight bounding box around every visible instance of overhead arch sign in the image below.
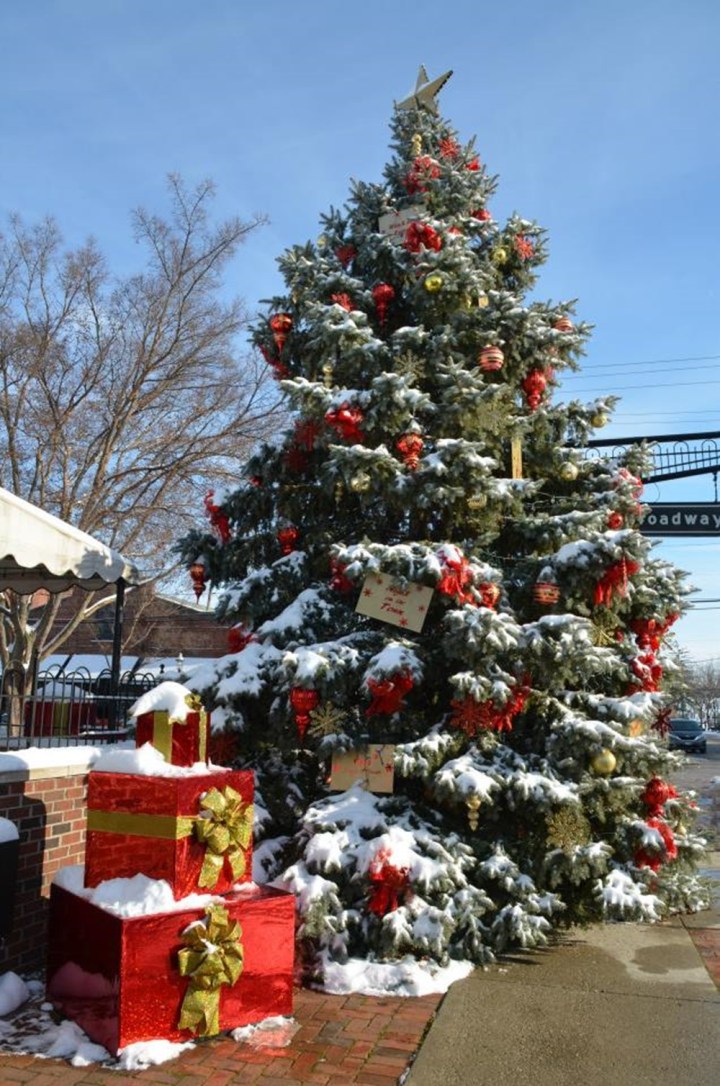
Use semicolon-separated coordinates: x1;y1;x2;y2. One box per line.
641;503;720;536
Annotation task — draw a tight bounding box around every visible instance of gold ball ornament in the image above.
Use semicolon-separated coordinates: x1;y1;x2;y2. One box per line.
591;411;608;428
591;749;617;776
349;471;371;493
477;293;490;308
468;493;488;511
424;273;444;293
559;461;579;481
491;246;508;266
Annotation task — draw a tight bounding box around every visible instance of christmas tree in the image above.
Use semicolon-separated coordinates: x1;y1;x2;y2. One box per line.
179;69;708;985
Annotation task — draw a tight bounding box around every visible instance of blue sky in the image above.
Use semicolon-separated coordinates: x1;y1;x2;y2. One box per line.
1;0;719;660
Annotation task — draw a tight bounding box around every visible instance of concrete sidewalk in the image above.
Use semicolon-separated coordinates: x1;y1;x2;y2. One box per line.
407;851;720;1086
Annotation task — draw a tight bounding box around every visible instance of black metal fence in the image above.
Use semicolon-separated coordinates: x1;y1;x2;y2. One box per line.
0;664;160;750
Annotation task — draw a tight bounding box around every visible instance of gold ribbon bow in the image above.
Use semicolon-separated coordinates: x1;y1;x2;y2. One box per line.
177;904;244;1036
194;785;254;889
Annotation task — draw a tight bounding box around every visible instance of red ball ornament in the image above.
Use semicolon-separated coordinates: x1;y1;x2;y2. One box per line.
396;429;424;470
188;559;207;601
522;368;548;411
289;687;320;742
472;208;492;222
607;511;624;530
372;283;395;325
533;581;560;606
479;345;504;372
325;404;365;443
554;316;574;333
277;525;300;555
269;312;293;352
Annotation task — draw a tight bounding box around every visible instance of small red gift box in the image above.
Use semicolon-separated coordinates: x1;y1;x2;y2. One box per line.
85;768;254;899
135;707;210;766
47;881;295;1055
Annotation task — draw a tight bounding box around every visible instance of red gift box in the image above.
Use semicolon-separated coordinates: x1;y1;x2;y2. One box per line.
85;769;254;899
135;708;210;767
47;881;295;1055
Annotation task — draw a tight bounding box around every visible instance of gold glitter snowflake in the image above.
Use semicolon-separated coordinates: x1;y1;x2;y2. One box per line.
395;350;425;382
590;613;620;647
546;807;592;853
308;702;348;738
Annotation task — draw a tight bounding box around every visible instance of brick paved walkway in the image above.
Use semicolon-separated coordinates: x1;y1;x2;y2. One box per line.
0;988;443;1086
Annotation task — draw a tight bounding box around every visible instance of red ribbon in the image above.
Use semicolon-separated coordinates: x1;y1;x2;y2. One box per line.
629;651;663;693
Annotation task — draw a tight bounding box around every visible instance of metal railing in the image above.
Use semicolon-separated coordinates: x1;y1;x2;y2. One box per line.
0;664;159;750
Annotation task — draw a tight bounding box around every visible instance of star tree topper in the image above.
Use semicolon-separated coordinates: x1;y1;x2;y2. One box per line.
396;65;453;114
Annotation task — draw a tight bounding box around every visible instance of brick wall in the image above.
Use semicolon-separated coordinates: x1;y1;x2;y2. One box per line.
0;768;88;975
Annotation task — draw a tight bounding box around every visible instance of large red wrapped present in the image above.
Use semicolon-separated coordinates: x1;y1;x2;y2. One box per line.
85;768;254;898
47;880;295;1055
134;706;210;767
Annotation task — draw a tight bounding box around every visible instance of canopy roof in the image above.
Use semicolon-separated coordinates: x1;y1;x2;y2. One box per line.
0;487;139;594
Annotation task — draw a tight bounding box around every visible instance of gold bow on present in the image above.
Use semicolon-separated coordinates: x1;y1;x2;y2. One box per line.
194;785;254;889
177;904;244;1036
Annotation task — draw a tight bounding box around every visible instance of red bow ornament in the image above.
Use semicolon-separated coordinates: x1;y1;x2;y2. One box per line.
437;550;474;605
325;404;365;443
204;491;231;544
365;671;414;716
593;558;640;608
404;222;443;254
367;850;410;916
634;817;677;872
641;777;678;818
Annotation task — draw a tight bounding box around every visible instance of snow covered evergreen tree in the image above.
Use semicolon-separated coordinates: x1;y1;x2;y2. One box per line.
179;69;708;986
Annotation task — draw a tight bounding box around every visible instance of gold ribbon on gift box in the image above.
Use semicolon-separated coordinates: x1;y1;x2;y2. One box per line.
87;784;254;890
147;694;208;763
177;903;244;1036
194;785;254;889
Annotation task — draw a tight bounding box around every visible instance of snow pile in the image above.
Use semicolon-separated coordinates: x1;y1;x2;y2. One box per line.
0;817;19;843
54;865;218;918
129;681;197;721
319;953;473;996
231;1015;300;1047
91;741;225;778
0;972;29;1016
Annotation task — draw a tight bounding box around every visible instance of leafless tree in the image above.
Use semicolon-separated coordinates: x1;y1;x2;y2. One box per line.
682;659;720;727
0;175;280;707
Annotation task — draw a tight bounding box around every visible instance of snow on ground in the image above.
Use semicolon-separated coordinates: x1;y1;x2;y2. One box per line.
0;977;301;1070
319;952;474;996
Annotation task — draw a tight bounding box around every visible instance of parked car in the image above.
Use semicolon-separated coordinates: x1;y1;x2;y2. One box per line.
668;717;707;754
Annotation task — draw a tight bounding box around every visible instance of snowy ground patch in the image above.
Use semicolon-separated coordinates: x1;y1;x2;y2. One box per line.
318;952;474;997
